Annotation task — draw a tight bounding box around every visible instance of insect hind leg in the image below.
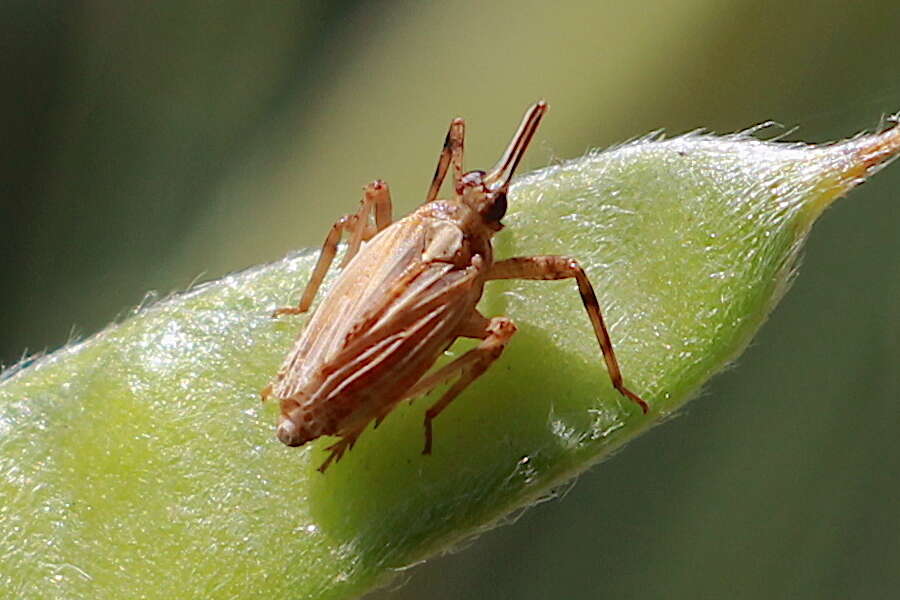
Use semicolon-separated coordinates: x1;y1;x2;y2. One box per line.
272;180;393;317
318;429;363;473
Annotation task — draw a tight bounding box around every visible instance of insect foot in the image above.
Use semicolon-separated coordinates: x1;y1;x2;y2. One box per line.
422;317;517;455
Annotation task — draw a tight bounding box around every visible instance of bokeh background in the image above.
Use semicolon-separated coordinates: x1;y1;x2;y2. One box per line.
3;2;898;598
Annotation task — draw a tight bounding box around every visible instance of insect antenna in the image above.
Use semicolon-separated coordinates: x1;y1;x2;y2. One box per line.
425;118;465;203
485;101;548;191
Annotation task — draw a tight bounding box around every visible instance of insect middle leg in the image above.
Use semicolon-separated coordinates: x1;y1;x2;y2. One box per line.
488;256;649;414
402;311;517;454
273;180;393;316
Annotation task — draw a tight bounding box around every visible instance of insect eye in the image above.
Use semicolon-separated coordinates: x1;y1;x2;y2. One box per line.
483;191;507;222
462;170;486;185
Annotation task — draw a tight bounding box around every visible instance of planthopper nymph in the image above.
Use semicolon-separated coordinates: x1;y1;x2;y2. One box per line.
262;101;648;472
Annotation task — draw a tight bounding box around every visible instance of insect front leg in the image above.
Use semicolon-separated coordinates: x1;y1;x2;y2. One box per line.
273;180;393;317
402;312;517;454
425;118;465;203
488;256;649;414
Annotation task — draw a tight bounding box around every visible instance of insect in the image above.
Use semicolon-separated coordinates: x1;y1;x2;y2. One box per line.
262;101;648;472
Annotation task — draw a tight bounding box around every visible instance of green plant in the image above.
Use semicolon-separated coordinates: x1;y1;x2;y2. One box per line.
2;121;897;599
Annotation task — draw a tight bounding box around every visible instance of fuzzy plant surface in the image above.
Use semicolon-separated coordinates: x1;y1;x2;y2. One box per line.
1;120;898;599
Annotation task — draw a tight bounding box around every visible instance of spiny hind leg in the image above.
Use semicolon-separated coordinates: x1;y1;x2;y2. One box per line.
425;118;465;204
318;427;365;473
402;312;517;454
488;255;648;413
272;180;393;317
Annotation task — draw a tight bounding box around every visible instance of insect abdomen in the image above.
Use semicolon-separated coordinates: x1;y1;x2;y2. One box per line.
276;217;485;442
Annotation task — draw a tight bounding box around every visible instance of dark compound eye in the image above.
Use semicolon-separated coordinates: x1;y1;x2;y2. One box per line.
483;191;507;222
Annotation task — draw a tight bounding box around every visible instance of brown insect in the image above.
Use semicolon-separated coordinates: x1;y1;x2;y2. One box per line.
262;101;648;472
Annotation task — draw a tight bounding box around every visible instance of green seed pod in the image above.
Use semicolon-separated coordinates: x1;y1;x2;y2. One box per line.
1;119;897;599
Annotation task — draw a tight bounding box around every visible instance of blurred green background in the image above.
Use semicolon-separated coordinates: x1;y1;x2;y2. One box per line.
2;1;898;598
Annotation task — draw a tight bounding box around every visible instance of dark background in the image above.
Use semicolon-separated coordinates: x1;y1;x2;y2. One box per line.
3;2;898;598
